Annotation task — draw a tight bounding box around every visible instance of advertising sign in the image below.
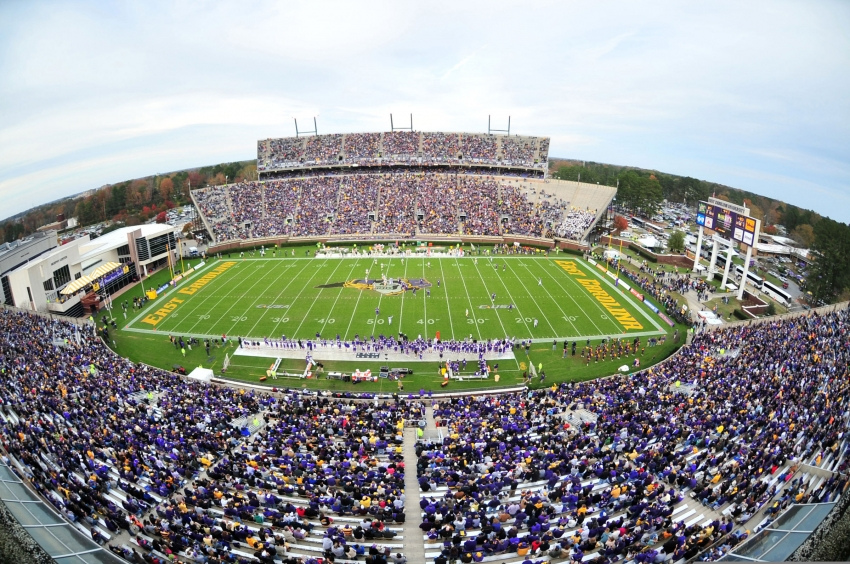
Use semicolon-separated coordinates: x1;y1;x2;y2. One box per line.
695;201;758;246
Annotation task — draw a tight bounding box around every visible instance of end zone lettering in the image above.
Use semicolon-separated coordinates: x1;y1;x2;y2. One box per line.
178;262;237;296
556;259;643;331
577;278;644;330
141;297;184;327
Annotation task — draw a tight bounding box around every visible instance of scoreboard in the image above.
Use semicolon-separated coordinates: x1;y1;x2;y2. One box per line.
695;201;758;246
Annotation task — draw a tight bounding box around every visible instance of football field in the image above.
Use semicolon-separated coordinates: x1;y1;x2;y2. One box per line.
124;256;666;342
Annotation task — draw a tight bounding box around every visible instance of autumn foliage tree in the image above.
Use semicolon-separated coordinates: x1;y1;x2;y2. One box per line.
159;177;174;202
614;215;629;232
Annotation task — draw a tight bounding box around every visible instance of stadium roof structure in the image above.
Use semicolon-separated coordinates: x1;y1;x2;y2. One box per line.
0;462;122;563
718;502;838;562
78;223;173;264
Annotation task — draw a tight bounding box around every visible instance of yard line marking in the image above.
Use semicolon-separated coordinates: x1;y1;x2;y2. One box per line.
342;266;368;340
292;258;349;337
470;257;512;339
437;258;456;341
502;259;558;336
421;257;428;340
268;259;332;337
521;260;583;335
320;258;363;337
243;258;315;337
397;255;410;334
215;260;294;336
370;256;394;337
483;258;535;337
180;262;269;334
453;257;482;341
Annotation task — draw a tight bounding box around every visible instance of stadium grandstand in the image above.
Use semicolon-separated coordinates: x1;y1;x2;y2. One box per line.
194;130;613;248
2;128;848;564
0;300;848;564
257;132;548;177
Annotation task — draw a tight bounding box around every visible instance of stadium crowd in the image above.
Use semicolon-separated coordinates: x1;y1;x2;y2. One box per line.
0;296;848;564
0;308;424;564
416;305;850;563
344;133;382;164
194;174;587;243
556;208;597;240
256;133;549;172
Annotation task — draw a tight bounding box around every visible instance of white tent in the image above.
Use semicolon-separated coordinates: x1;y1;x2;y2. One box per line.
186;367;214;383
637;235;661;249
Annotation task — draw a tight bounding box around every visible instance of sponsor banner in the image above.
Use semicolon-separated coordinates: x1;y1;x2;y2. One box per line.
618;281;632;292
587;258;597;266
629;287;644;301
605;270;617;281
644;300;660;313
658;312;675;327
595;262;607;272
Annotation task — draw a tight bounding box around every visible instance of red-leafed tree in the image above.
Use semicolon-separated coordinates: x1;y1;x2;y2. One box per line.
614;215;629;232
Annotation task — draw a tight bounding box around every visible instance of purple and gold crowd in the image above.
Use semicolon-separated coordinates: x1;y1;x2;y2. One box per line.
417;306;850;563
0;308;425;564
256;132;549;172
0;299;849;564
194;174;595;243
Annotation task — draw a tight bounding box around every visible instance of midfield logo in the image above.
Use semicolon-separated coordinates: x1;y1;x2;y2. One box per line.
316;278;432;296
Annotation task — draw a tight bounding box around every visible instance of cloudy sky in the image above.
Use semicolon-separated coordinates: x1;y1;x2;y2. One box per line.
1;0;848;223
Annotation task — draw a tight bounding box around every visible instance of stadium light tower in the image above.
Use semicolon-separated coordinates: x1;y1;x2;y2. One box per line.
488;115;511;136
390;113;413;132
294;116;318;137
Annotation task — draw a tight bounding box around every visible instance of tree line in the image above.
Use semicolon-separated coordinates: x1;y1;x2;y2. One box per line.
1;161;255;243
552;160;848;303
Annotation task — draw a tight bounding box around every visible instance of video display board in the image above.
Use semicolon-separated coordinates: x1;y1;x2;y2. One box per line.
695;201;758;246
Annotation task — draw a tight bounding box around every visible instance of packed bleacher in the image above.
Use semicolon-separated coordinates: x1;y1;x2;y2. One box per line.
193;174;596;244
0;307;426;564
256;132;549;172
0;300;848;563
416;306;850;563
344;133;382;164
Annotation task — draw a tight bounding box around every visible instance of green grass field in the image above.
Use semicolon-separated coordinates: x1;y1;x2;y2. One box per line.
123;255;666;342
108;250;683;392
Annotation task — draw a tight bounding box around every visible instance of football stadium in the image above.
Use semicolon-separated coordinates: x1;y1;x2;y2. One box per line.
1;130;848;564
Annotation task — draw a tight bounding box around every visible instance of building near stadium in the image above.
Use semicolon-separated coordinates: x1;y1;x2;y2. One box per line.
3;224;177;316
0;229;58;306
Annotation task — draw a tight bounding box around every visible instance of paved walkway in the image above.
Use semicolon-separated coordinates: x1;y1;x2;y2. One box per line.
402;427;427;564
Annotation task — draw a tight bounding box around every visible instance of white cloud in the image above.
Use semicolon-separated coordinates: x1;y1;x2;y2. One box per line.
0;0;848;223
